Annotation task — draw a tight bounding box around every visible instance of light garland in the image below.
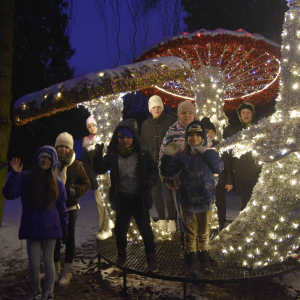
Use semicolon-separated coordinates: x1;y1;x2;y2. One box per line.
209;1;300;268
81;94;174;244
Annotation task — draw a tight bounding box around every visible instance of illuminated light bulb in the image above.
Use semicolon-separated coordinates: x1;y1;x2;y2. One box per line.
106;122;110;126
280;217;284;222
263;206;267;210
293;83;299;89
44;95;47;99
243;261;247;266
265;242;268;246
258;262;262;266
57;92;61;97
262;215;266;219
99;72;105;77
222;249;227;254
293;223;299;228
291;180;297;185
275;225;278;230
285;45;290;50
248;254;253;258
246;238;251;243
238;247;242;250
230;246;234;251
270;156;274;159
294;170;298;174
250;232;255;236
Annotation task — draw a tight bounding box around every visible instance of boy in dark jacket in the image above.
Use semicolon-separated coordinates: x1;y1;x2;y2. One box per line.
93;120;159;273
161;121;224;276
201;117;233;231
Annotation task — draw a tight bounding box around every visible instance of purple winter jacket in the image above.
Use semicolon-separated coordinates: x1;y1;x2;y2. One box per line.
2;146;68;240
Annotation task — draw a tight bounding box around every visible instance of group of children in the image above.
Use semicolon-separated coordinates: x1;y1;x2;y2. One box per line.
2;96;260;299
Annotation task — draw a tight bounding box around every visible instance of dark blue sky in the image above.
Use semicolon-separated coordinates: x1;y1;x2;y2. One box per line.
69;1;185;77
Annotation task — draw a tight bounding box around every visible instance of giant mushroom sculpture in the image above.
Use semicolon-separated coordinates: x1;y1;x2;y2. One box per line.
13;57;191;244
136;29;281;139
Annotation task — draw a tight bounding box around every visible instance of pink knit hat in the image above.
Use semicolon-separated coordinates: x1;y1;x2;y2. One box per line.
177;100;196;116
86;116;96;129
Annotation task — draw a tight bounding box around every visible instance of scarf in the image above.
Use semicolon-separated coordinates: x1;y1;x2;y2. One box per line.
54;150;75;184
117;145;135;158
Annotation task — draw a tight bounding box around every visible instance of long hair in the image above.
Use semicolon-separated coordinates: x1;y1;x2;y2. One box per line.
181;142;191;154
28;164;59;210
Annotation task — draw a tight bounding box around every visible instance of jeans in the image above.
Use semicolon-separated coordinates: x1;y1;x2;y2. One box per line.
172;189;184;237
54;208;78;264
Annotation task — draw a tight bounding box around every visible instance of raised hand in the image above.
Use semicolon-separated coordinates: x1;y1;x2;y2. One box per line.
10;157;23;172
95;143;104;157
165;142;178;156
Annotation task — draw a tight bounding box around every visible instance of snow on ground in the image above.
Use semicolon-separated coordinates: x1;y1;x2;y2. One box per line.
0;182;299;298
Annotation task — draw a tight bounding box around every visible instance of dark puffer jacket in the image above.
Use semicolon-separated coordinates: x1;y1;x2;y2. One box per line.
141;112;175;163
212;140;232;185
2;146;68;240
160;121;224;212
93;120;158;211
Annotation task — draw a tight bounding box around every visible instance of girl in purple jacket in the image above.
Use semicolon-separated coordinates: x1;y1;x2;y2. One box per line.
2;146;68;300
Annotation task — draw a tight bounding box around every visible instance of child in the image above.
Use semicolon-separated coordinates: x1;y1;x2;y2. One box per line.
54;132;91;286
93;120;159;273
160;121;224;276
2;146;68;300
141;95;176;232
201;117;233;231
83;116;112;240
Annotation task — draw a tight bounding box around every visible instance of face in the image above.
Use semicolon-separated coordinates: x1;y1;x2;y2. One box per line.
150;106;163;118
118;137;133;148
38;156;52;171
56;146;71;158
207;129;216;141
188;133;202;146
240;109;253;124
88;123;97;135
179;111;195;127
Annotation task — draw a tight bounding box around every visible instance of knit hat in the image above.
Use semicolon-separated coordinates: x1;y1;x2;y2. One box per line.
178;100;196;117
148;95;164;112
237;101;255;126
201;117;216;133
86;116;96;128
33;146;58;170
55;132;74;149
187;123;205;139
117;128;133;139
37;151;53;160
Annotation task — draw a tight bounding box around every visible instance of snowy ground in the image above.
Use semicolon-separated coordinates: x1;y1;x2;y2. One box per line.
0;182;299;299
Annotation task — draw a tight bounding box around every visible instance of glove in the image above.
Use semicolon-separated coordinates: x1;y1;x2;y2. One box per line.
165;142;178;156
61;228;68;244
142;180;154;189
95;143;104;157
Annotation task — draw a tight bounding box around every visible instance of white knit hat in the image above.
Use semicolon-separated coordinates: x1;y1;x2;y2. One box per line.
55;132;74;149
86;116;96;129
148;95;164;112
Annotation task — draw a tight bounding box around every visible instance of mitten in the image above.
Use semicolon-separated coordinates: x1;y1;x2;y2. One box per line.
95;143;104;157
165;142;178;156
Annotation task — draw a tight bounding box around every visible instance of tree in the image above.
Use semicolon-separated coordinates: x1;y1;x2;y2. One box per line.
181;0;287;44
8;0;76;169
0;0;14;226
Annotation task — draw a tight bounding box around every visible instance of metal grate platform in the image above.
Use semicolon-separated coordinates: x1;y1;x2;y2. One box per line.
96;233;300;284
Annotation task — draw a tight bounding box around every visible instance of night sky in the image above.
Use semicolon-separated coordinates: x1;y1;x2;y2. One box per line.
69;1;185;77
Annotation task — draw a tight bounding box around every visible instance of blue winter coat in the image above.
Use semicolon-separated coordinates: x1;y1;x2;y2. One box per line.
2;146;68;240
160;121;224;212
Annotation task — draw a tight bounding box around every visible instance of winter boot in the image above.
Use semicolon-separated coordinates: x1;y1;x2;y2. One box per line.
198;250;214;274
27;289;42;300
146;253;158;273
59;263;73;287
41;292;54;300
115;250;127;267
185;252;198;277
54;261;61;283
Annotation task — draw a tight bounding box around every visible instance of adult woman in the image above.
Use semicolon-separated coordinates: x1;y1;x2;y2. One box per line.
141;95;176;232
54;132;91;286
83;116;111;240
159;100;198;244
2;146;68;300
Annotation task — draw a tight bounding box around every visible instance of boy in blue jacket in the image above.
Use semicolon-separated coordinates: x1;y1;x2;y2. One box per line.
93;120;159;273
161;121;224;276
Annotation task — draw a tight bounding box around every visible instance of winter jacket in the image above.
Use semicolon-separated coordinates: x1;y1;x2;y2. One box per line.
93;120;158;211
229;125;261;181
212;140;232;185
160;121;224;212
2;146;68;240
141;112;175;163
82;135;98;190
159;120;213;183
